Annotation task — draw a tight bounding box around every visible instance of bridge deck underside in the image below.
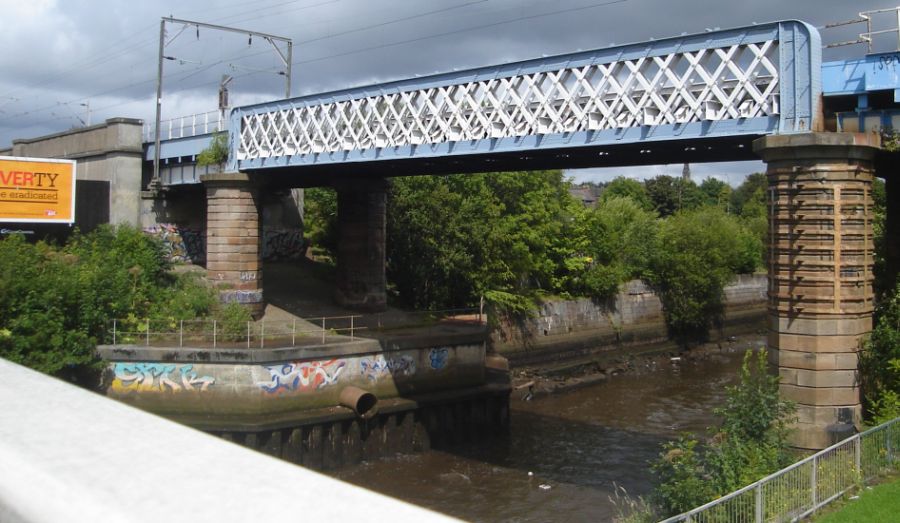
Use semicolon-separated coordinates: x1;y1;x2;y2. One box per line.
239;134;760;188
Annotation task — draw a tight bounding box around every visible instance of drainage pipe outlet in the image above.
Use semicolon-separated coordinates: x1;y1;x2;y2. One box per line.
339;386;378;420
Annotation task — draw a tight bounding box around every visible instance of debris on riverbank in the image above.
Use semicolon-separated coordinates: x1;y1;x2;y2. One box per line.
508;333;766;401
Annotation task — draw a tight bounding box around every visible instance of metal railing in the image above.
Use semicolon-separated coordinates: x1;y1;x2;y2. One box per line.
110;315;363;349
660;417;900;523
107;307;487;349
142;109;226;142
825;7;900;52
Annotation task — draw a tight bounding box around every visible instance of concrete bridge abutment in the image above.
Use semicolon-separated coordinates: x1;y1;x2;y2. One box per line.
201;172;264;318
333;177;388;312
754;133;879;450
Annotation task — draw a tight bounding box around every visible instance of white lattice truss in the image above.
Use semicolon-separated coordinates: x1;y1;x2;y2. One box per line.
237;41;780;160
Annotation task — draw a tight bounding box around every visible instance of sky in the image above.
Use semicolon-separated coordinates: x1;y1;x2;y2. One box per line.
0;0;896;185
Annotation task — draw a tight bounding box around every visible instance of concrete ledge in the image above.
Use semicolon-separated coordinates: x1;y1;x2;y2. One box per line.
200;172;251;183
0;357;457;523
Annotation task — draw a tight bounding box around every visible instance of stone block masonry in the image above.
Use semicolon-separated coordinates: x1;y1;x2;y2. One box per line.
334;177;388;311
201;172;264;318
492;274;768;365
755;133;879;451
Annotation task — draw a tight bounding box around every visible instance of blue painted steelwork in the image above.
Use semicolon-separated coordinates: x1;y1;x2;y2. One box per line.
228;21;820;173
822;52;900;95
145;132;216;162
834;108;900;132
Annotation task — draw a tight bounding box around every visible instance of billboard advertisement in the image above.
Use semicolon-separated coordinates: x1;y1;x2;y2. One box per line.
0;156;76;224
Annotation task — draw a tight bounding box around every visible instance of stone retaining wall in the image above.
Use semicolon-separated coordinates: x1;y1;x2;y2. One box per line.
493;274;767;363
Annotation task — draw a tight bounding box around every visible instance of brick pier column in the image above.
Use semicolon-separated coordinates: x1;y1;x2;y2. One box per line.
334;178;387;311
201;173;264;318
754;133;879;450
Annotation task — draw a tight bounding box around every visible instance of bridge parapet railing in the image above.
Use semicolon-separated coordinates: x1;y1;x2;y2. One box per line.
109;315;364;349
658;417;900;523
825;7;900;52
143;109;226;143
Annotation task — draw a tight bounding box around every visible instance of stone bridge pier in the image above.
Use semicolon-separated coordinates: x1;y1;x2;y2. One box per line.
200;173;389;315
201;173;264;318
755;133;879;450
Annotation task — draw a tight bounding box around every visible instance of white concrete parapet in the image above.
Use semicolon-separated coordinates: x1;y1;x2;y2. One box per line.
0;357;458;523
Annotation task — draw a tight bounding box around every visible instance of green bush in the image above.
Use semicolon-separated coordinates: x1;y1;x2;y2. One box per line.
0;226;217;375
647;207;762;343
651;349;795;517
860;279;900;423
216;302;254;342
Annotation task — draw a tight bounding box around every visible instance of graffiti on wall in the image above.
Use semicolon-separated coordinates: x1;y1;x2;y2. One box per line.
359;354;417;381
111;363;215;393
143;224;205;263
258;359;346;394
220;290;263;304
262;229;306;261
429;348;449;370
145;225;304;263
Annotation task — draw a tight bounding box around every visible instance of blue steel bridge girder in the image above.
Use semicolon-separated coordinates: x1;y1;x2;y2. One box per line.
229;20;820;175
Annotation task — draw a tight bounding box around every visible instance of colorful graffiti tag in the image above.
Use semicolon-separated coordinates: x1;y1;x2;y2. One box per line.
429;348;449;370
111;363;215;393
359;355;417;381
258;359;346;394
143;224;205;263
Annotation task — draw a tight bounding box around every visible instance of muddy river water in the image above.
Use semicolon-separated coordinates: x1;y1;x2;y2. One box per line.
333;343;764;522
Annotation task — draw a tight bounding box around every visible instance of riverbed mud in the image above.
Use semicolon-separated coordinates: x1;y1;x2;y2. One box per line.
509;331;767;401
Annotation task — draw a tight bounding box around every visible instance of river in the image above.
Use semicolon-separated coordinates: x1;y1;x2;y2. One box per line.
332;343;765;522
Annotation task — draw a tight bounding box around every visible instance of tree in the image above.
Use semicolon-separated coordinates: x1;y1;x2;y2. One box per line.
730;172;766;218
579;196;658;288
645;175;704;217
303;187;338;259
699;177;732;209
599;176;653;211
386;170;585;312
647;207;761;343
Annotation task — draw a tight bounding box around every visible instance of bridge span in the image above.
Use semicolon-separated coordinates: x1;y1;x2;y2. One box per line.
131;19;900;452
147;20;820;186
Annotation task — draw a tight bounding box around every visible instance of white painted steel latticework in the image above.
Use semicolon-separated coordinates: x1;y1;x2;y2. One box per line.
230;21;820;171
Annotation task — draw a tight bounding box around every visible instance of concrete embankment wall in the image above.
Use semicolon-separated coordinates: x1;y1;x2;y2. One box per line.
493;274;767;365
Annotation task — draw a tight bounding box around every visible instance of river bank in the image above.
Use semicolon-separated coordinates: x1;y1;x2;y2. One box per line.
509;327;767;401
335;334;762;522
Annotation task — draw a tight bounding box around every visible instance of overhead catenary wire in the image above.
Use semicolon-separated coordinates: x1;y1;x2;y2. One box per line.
2;0;634;139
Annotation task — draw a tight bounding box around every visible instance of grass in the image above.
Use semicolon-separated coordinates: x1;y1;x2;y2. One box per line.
814;474;900;522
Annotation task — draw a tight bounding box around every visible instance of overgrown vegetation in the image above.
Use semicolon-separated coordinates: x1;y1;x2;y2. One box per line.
305;170;768;340
196;132;229;167
860;279;900;424
0;226;241;376
648;349;795;518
